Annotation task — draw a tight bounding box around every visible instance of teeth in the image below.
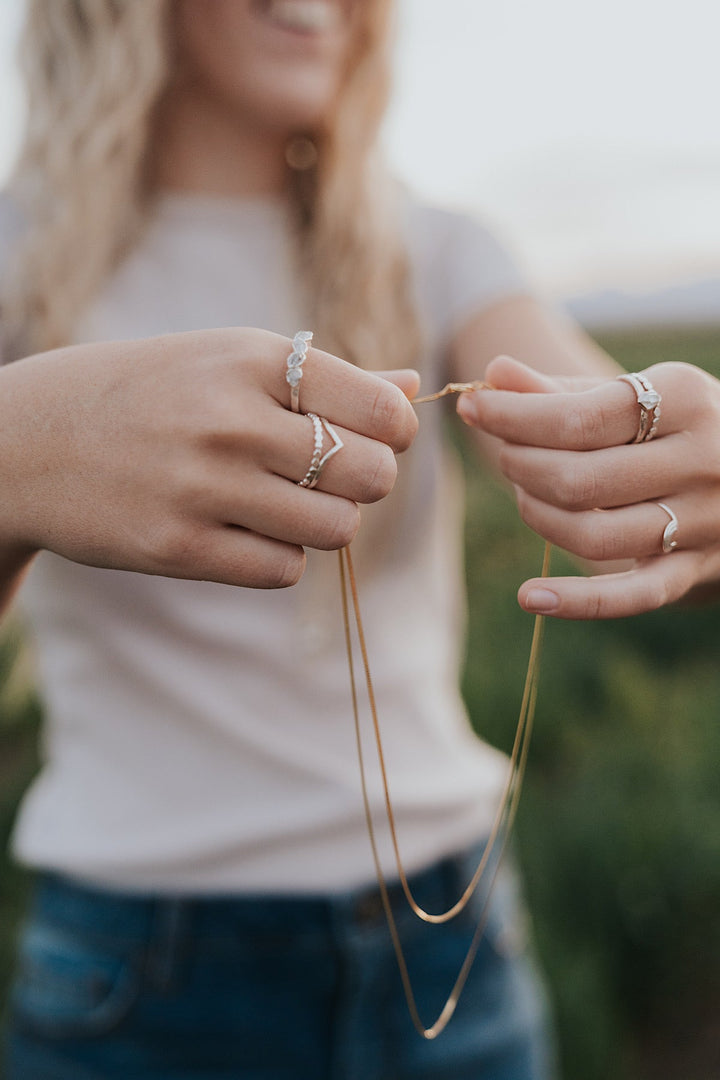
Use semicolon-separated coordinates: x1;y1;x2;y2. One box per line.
267;0;339;33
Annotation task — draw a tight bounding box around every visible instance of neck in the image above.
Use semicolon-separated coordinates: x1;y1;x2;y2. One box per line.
150;82;290;199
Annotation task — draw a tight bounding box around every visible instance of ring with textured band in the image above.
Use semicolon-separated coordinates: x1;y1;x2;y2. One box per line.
298;412;344;489
286;330;313;413
617;371;662;443
657;501;679;554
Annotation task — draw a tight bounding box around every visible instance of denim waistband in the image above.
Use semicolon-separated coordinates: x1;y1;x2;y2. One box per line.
30;841;500;945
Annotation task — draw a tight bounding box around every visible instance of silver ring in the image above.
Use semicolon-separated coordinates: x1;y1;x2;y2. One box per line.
298;413;344;489
286;330;313;413
657;501;679;554
617;372;662;443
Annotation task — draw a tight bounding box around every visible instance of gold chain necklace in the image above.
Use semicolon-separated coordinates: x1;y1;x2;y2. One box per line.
337;381;551;1039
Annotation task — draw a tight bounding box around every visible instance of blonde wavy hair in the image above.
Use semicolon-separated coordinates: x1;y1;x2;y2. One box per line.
2;0;421;372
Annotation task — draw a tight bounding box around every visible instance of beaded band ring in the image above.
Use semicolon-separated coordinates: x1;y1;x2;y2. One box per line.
298;412;344;489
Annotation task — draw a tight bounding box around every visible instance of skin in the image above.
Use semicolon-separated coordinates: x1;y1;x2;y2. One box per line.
0;330;417;605
3;0;720;622
152;0;357;197
0;0;419;613
451;301;720;618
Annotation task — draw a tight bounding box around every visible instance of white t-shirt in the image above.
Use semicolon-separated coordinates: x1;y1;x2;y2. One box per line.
7;192;528;894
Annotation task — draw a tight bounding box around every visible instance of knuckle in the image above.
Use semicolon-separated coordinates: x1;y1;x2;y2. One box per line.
656;362;720;427
359;445;397;503
560;401;605;449
580;566;676;621
148;521;198;576
368;384;417;450
497;443;522;483
693;448;720;486
396;401;419;452
661;360;706;391
644;576;671;612
369;383;399;433
514;491;533;528
578;515;621;561
514;490;548;537
584;589;619;620
190;413;233;456
185;378;232;437
555;464;598;510
701;397;720;437
264;546;306;588
583;591;604;620
190;386;270;460
311;501;361;550
680;425;720;485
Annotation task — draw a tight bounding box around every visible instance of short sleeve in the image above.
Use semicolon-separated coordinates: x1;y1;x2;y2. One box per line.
404;198;530;351
0;193;26;364
0;193;24;275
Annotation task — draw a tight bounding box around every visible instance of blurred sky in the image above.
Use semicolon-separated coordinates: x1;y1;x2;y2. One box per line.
2;0;720;295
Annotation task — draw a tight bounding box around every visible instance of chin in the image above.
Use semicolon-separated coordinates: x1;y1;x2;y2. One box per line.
255;77;340;132
175;0;351;134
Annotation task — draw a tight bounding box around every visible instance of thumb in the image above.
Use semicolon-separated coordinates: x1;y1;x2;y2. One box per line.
484;355;560;394
457;355;567;426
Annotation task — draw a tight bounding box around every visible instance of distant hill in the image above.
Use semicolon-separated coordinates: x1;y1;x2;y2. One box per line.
566;278;720;331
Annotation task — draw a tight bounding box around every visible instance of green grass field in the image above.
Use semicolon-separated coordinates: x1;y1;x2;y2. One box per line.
2;327;720;1079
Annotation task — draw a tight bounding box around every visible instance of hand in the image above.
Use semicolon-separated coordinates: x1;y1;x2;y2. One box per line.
0;328;418;590
457;354;720;619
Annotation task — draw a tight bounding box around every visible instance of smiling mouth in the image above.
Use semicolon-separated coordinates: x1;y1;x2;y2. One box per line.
261;0;342;34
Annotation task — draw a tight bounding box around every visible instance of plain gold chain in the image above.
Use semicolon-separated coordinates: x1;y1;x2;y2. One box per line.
337;380;551;1039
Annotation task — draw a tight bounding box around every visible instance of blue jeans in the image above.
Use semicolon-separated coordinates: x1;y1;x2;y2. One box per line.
3;847;556;1079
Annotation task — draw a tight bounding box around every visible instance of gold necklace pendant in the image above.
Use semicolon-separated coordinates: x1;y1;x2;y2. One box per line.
338;380;552;1039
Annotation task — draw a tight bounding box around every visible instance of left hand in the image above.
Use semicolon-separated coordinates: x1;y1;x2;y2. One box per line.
456;354;720;619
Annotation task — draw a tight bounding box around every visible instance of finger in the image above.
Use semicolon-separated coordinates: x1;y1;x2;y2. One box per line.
280;415;398;503
517;550;706;620
268;342;419;452
376;368;422;400
485;355;601;394
214;473;363;551
514;488;714;562
461;378;639;450
499;432;702;511
459;357;715;451
218;405;399;506
156;524;308;590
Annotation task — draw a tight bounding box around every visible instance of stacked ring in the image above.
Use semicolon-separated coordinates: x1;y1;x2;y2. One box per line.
657;502;679;554
286;330;313;413
617;372;662;443
298;412;344;489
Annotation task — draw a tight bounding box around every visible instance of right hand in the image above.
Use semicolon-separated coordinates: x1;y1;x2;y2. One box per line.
0;328;419;589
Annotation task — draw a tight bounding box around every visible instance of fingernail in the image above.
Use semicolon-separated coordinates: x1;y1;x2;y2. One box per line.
523;588;560;613
457;394;479;425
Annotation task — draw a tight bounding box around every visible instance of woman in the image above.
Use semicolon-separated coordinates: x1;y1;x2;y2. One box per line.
2;2;720;1078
